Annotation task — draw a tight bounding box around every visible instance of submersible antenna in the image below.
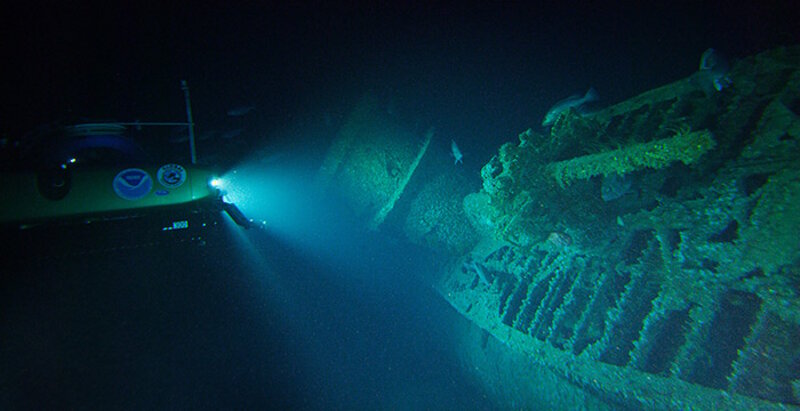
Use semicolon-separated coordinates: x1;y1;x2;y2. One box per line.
181;80;197;164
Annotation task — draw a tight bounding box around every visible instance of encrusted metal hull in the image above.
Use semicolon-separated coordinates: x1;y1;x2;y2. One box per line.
319;47;800;410
435;46;800;410
440;245;795;410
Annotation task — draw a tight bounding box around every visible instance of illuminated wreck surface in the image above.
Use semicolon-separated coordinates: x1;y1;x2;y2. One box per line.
319;46;800;410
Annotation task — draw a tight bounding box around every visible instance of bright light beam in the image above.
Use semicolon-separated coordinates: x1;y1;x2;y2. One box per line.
216;155;363;270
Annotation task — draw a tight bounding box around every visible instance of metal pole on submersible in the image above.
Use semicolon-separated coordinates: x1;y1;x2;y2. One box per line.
180;80;197;164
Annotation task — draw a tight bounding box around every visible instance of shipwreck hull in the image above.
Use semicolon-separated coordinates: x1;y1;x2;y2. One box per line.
318;47;800;410
435;46;800;410
441;245;796;410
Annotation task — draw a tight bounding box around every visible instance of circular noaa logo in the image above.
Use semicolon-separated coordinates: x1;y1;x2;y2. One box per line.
157;163;187;188
113;168;153;200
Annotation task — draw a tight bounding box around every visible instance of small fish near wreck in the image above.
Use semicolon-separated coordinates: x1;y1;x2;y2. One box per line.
541;87;599;127
451;140;463;164
698;48;732;92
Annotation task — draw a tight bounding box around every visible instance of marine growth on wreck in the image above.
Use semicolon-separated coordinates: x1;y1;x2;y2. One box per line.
422;46;800;410
317;46;800;410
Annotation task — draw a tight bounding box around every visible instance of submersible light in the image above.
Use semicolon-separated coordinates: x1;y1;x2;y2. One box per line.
204;174;256;229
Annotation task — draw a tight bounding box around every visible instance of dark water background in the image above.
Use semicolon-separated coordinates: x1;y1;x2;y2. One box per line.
3;3;798;161
1;217;490;409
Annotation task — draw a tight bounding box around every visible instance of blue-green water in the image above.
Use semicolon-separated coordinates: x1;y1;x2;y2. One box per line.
2;3;798;410
1;223;491;409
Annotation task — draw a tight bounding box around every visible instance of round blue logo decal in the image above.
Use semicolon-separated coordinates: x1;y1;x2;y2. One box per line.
113;168;153;200
157;163;187;188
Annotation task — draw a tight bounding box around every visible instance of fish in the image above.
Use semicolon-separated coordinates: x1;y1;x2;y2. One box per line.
542;87;599;127
451;140;463;164
601;172;633;202
227;105;256;116
698;48;732;92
